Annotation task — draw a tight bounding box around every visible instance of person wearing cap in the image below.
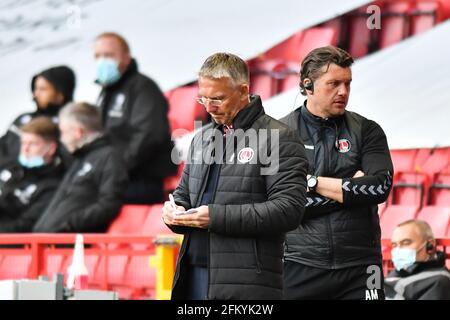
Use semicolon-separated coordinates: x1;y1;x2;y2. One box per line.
0;65;76;165
0;117;65;232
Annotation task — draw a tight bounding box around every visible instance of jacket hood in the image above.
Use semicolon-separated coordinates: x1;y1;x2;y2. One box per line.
31;65;76;105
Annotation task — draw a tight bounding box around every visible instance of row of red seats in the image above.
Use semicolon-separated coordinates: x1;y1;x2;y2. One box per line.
380;147;450;239
340;0;448;58
380;204;450;238
163;1;450;136
0;204;173;299
165;84;208;134
249;27;337;101
389;147;450;207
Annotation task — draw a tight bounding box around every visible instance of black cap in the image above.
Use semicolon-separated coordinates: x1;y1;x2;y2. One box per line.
31;66;76;104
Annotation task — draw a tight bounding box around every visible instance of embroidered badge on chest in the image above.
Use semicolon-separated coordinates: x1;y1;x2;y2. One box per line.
237;147;254;164
108;93;125;118
337;139;351;153
77;162;93;177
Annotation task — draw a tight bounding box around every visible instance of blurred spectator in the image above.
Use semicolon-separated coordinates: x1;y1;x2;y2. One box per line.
33;102;128;232
94;32;176;204
0;117;64;232
385;219;450;300
0;66;75;165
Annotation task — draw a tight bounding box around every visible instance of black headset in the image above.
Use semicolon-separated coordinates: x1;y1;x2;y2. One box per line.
304;78;314;91
426;241;434;252
300;78;314;95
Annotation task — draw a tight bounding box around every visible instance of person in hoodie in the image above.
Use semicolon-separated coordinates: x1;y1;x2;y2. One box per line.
385;219;450;300
33;102;128;233
0;117;64;232
0;65;76;166
94;32;176;204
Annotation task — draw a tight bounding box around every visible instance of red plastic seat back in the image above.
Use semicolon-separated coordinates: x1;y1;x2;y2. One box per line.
417;206;450;238
381;205;418;239
379;1;411;49
107;205;151;234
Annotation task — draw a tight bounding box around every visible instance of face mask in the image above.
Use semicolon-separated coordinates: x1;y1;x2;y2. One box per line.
18;154;45;168
96;57;121;85
391;247;418;271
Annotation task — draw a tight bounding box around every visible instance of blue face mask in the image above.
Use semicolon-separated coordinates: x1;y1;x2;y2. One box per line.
18;154;45;168
391;247;418;271
96;57;121;85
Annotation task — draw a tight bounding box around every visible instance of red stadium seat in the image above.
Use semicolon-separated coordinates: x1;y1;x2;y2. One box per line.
249;60;285;101
122;256;156;299
412;148;432;171
0;255;31;280
419;147;450;175
142;204;172;236
321;17;347;49
438;0;450;19
381;205;418;239
379;1;412;49
416;206;450;238
390;149;417;173
264;27;336;63
348;6;379;58
410;1;444;36
428;171;450;206
107;205;151;234
264;31;304;61
168;85;205;134
276;61;300;93
391;172;429;208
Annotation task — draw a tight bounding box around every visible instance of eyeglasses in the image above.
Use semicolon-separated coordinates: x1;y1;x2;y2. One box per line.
196;96;225;107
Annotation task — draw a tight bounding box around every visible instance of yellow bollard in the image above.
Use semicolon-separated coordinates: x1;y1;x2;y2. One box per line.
149;235;183;300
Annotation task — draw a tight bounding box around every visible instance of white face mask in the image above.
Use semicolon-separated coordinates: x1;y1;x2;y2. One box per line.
391;242;427;271
18;146;51;168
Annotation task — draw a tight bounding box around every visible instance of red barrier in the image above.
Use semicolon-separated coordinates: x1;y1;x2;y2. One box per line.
0;234;158;299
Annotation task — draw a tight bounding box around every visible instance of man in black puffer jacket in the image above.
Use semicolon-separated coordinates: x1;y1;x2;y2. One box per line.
162;53;308;300
94;32;176;204
33;102;128;233
280;46;393;300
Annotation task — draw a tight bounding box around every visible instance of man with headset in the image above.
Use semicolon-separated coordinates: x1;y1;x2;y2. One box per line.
280;46;394;299
385;219;450;300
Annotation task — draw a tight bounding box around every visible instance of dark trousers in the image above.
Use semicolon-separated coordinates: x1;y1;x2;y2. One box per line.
284;261;385;300
186;266;208;300
124;177;164;204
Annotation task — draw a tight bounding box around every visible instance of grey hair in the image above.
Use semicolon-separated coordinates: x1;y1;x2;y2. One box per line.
198;52;249;87
397;219;435;241
59;102;102;133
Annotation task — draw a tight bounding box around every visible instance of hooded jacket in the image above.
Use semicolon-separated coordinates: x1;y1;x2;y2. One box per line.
0;66;75;164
